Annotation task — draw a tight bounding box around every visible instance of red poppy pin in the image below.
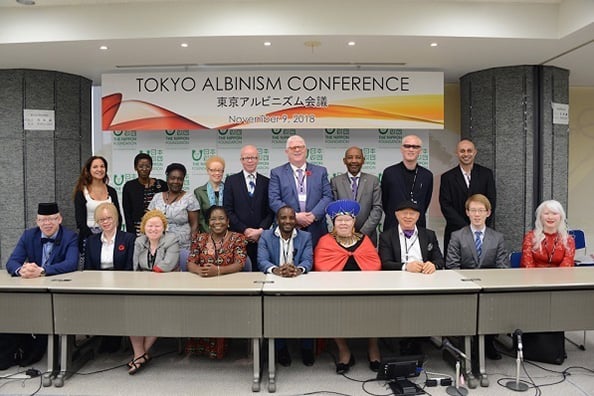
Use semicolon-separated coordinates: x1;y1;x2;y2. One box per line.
118;244;125;251
305;170;312;177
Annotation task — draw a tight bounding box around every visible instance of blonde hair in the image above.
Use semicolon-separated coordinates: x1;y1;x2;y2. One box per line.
94;202;119;227
465;194;491;212
140;209;168;234
206;155;225;169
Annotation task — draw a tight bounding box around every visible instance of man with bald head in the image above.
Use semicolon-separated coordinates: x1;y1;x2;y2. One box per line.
381;135;433;231
331;146;383;245
439;138;496;252
223;144;274;268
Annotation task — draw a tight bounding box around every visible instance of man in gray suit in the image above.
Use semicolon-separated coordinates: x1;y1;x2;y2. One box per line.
445;193;507;360
331;146;383;245
445;194;507;270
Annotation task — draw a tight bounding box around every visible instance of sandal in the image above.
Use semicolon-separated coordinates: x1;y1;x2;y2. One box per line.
127;355;148;375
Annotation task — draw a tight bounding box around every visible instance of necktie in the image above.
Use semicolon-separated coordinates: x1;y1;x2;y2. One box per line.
296;169;306;212
464;172;471;188
474;231;483;259
351;176;359;199
403;229;414;239
41;238;54;267
248;174;256;197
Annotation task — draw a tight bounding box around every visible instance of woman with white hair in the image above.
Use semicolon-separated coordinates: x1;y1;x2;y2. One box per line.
521;199;575;267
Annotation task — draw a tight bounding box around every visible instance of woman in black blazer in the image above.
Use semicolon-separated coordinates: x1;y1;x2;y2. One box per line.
84;202;135;271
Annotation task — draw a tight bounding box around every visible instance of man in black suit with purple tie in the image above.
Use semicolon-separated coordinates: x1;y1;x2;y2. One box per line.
223;144;274;268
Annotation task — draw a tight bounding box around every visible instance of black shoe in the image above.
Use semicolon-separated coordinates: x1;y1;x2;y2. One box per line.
485;342;502;360
301;348;315;366
276;347;291;367
336;354;355;374
369;359;380;372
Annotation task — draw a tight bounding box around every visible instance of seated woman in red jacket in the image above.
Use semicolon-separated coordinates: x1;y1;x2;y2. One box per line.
314;200;381;374
521;199;575;268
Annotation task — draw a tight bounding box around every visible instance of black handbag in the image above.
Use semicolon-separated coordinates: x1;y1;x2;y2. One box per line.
516;331;566;365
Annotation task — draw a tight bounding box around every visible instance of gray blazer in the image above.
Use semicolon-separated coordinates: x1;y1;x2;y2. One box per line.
445;226;508;269
331;172;383;244
133;233;180;272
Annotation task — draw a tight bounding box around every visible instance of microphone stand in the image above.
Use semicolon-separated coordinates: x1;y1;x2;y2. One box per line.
505;330;529;392
442;340;469;396
446;357;468;396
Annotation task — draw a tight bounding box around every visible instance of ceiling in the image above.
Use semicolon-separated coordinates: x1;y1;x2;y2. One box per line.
0;0;592;86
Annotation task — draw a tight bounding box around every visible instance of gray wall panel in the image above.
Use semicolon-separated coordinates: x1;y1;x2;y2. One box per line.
0;69;91;265
460;65;568;252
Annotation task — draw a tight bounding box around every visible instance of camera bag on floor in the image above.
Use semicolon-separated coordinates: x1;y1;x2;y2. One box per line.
516;331;566;365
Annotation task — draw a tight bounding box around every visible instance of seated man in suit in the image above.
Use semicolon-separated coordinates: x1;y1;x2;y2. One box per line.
446;193;507;359
6;202;79;277
2;202;78;369
378;200;444;355
258;205;314;366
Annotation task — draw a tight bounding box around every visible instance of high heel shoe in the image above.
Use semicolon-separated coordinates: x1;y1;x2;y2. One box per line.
368;359;380;372
335;354;355;374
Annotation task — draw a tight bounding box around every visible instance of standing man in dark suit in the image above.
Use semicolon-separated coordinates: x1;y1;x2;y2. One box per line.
223;144;274;268
445;194;506;360
269;135;333;248
439;138;496;252
331;146;383;245
381;134;433;231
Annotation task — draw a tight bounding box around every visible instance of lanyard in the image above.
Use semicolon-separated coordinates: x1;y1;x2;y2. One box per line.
409;167;418;203
404;233;419;262
281;237;292;265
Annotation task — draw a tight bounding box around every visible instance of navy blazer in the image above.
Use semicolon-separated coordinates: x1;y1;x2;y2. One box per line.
223;171;274;233
257;228;313;273
84;230;135;271
268;162;333;246
378;226;444;270
381;162;433;230
5;225;79;276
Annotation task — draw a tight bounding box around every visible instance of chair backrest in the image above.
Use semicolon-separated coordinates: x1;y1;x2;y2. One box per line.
510;252;522;268
243;256;252;272
569;229;586;251
179;248;190;272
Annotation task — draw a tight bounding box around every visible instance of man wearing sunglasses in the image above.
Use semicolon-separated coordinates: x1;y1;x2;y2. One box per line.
381;135;433;231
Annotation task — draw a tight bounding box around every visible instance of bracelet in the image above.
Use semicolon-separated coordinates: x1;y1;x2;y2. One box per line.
217;265;220;277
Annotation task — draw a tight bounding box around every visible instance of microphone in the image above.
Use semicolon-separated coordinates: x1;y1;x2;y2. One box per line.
442;338;468;360
514;329;523;352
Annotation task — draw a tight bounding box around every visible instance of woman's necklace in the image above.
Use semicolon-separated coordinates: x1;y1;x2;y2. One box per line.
88;184;108;200
210;231;228;265
334;234;359;248
165;191;181;205
544;234;560;265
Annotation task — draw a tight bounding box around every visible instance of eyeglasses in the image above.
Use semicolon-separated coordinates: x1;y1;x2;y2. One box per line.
208;168;224;173
241;156;258;161
467;209;488;214
402;144;421;149
287;145;306;151
37;215;60;224
97;216;114;223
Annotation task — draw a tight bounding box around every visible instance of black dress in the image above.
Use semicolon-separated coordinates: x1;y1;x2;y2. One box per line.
122;178;167;235
341;238;364;271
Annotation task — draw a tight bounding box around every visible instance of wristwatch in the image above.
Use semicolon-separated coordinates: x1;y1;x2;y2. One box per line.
40;268;46;276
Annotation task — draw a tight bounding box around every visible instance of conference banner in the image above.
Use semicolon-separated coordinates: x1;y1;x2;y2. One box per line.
102;71;444;130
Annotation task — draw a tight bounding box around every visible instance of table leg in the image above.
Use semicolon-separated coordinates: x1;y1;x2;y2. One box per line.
54;335;68;387
478;334;489;387
463;336;478;389
252;338;261;392
42;335;54;387
268;338;276;393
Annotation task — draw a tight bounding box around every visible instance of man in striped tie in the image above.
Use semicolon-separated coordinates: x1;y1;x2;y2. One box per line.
445;194;507;359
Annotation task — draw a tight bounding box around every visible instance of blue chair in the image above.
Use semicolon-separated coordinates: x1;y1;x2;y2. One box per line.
243;256;252;272
509;252;522;268
569;229;586;253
